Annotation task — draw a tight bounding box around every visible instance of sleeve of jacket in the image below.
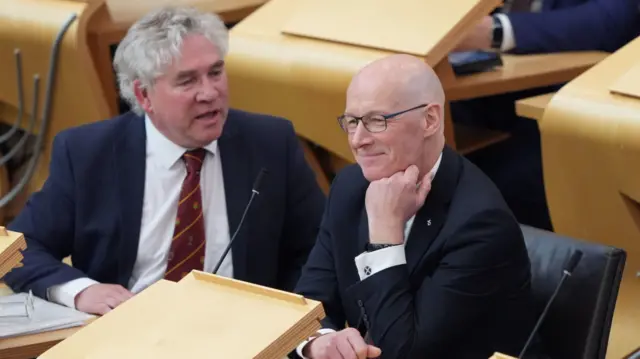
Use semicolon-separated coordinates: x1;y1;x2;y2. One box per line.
508;0;640;54
3;132;86;299
294;173;346;332
343;208;529;359
277;121;326;292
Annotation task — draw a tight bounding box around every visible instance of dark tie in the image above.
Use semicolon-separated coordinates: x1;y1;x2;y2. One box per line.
164;148;207;282
509;0;533;12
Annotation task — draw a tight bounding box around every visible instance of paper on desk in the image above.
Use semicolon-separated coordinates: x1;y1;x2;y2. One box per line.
0;292;94;338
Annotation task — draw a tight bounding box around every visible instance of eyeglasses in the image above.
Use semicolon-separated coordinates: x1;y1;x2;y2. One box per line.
337;104;428;133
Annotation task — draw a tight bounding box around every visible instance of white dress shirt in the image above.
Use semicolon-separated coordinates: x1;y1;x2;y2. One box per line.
296;153;443;358
496;0;544;52
47;115;232;308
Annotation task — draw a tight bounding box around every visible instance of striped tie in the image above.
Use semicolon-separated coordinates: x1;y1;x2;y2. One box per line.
164;148;207;282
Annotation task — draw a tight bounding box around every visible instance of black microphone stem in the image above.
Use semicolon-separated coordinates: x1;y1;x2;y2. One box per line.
519;250;582;359
212;168;267;275
518;271;569;359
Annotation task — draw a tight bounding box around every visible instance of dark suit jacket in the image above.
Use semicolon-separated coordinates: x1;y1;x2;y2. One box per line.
4;109;325;300
507;0;640;54
294;146;537;359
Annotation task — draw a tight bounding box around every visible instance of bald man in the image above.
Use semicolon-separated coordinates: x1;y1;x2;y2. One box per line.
293;54;538;359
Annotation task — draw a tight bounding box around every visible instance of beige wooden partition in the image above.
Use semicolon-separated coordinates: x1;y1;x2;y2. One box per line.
540;36;640;359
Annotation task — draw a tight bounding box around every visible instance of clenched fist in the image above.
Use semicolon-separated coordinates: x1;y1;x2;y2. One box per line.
75;283;134;315
304;328;382;359
365;165;432;244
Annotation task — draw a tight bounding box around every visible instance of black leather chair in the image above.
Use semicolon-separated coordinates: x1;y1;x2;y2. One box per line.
520;225;626;359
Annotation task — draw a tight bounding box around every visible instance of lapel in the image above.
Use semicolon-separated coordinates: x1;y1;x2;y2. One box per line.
218;113;253;281
541;0;555;11
405;147;460;273
356;146;461;274
114;113;146;286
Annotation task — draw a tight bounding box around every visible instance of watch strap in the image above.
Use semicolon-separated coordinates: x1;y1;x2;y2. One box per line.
491;14;504;49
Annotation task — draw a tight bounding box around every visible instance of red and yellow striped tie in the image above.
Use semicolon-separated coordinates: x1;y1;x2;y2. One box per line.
165;148;207;281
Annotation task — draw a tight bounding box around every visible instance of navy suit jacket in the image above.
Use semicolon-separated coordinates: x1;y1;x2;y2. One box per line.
4;109;326;300
507;0;640;54
295;146;538;359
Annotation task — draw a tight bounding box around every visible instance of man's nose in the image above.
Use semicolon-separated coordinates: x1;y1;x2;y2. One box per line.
350;122;373;148
196;78;219;102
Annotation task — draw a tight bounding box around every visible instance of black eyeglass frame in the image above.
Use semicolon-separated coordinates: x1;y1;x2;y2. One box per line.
337;103;429;133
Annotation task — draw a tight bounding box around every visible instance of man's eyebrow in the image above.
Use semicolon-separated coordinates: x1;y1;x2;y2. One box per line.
174;60;225;79
343;109;386;117
211;60;224;69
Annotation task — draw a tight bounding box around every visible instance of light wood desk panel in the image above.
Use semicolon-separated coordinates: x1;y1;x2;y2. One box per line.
446;51;608;101
515;92;554;121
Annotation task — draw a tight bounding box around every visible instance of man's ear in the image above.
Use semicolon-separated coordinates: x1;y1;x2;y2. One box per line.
423;103;441;138
133;80;153;113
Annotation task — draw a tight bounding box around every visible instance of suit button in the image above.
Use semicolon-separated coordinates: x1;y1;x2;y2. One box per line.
357;300;363;307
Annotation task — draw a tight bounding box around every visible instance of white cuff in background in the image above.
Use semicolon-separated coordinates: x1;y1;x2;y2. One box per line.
296;328;337;358
354;245;406;281
494;13;516;52
47;277;100;309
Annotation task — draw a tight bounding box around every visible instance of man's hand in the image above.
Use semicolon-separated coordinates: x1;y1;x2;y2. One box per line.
75;283;133;315
365;165;432;244
455;16;493;52
304;328;382;359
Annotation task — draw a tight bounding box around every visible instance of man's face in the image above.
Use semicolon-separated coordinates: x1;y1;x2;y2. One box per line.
345;83;427;181
136;34;229;148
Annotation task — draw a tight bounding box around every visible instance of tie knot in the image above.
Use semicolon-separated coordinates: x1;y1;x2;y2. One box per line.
182;148;206;174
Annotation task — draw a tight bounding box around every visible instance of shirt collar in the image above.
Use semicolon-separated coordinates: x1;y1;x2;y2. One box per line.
429;151;443;180
145;114;218;169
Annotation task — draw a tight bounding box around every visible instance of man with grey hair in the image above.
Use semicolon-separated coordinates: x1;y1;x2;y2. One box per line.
4;6;325;316
293;54;539;359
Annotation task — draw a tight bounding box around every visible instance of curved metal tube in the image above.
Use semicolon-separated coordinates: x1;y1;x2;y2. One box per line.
0;50;25;144
0;13;78;208
0;75;38;167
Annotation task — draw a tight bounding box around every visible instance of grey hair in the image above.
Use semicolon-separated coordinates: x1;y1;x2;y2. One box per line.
113;6;229;115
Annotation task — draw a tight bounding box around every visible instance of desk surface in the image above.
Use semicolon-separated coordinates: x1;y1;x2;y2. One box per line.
515;92;554;121
446;51;608;101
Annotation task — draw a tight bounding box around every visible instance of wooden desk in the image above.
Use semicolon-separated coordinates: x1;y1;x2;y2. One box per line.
446;51;608;101
0;326;85;359
515;93;555;121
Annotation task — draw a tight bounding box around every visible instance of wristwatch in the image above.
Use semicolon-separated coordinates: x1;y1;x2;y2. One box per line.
366;243;400;252
490;14;503;50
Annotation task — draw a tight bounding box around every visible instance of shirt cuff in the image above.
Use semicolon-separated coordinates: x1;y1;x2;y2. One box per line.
296;328;336;358
494;13;516;52
354;245;406;281
47;277;100;309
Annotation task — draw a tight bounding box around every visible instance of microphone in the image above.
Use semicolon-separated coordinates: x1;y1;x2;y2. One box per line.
212;168;268;275
518;250;583;359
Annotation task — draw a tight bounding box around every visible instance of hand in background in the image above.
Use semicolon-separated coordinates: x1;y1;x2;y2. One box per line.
455;16;494;52
74;283;133;315
304;328;382;359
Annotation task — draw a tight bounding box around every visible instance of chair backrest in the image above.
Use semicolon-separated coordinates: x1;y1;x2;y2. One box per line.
520;225;626;359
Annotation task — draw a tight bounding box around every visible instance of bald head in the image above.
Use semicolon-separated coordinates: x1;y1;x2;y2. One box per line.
343;54;446;181
348;54;445;112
